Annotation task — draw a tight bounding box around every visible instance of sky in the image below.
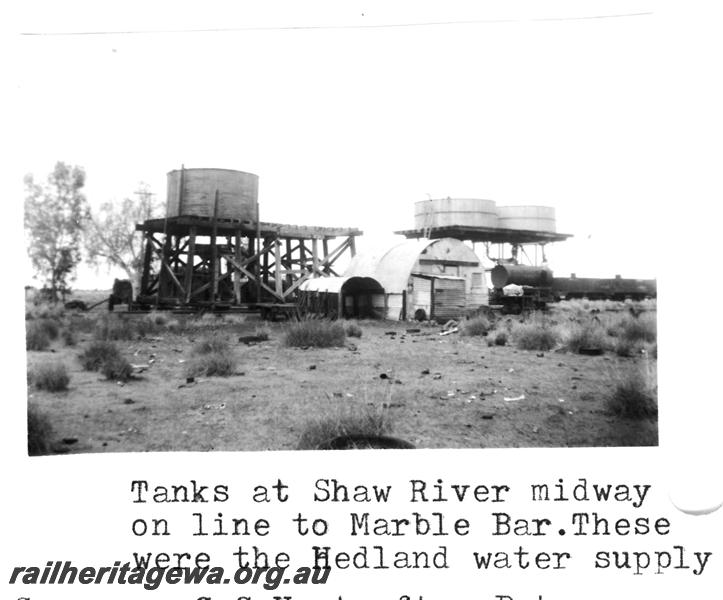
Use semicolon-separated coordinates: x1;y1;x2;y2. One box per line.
9;0;722;289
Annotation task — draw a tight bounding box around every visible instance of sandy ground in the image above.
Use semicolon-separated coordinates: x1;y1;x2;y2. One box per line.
26;299;657;453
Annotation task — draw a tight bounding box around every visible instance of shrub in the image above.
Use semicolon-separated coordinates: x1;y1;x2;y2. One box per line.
147;311;169;326
185;351;236;377
101;355;134;382
95;314;136;341
192;336;230;355
297;404;392;450
29;303;65;321
344;321;363;338
254;325;271;341
134;318;160;337
78;341;122;371
564;324;608;353
28;405;54;456
36;318;60;340
606;370;658;418
67;314;96;334
166;317;187;335
493;331;508;346
62;328;77;346
461;316;491;337
614;337;642;358
618;313;656;344
283;320;346;348
26;322;51;351
513;322;558;351
31;362;70;392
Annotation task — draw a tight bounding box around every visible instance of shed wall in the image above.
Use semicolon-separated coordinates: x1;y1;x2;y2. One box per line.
432;278;467;322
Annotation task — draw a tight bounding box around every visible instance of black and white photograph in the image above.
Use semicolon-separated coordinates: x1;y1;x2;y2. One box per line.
20;1;663;455
5;2;723;600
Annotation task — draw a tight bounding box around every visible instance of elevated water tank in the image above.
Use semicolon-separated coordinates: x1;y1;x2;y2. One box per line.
414;198;498;229
496;206;556;233
166;168;259;221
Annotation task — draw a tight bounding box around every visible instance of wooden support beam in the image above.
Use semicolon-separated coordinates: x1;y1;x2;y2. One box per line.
280;269;314;299
211;190;219;308
162;261;186;296
250;234;258;303
190;271;232;298
285;238;294;289
233;228;243;304
274;239;283;296
184;226;197;303
156;235;172;308
322;238;329;274
140;233;154;295
320;237;351;271
312;238;319;276
299;238;307;272
262;236;270;288
226;256;284;301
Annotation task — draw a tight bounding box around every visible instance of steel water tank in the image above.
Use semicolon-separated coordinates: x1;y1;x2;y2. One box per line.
497;206;556;232
414;198;498;229
491;264;553;289
166;168;259;221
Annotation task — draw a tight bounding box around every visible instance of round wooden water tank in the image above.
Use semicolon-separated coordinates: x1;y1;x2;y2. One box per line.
497;206;556;232
166;168;259;221
414;198;498;229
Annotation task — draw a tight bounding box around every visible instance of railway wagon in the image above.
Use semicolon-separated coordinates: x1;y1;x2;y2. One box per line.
489;264;656;312
552;275;657;301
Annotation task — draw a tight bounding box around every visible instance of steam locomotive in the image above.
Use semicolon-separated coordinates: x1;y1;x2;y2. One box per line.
489;263;657;313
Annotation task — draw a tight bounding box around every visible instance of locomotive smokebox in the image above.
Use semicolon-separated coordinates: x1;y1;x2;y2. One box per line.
491;264;553;289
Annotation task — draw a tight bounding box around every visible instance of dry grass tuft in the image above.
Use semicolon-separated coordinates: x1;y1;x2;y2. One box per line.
461;316;491;337
95;314;136;341
101;355;134;382
512;320;558;350
66;314;96;334
78;340;122;371
563;323;608;353
297;403;393;450
254;325;271;341
614;337;642;358
185;352;236;377
284;320;346;348
27;303;66;321
487;330;508;346
187;335;236;377
28;404;54;456
617;313;657;344
606;361;658;419
26;321;51;351
36;318;61;340
62;328;78;346
344;321;363;338
31;362;70;392
192;336;231;355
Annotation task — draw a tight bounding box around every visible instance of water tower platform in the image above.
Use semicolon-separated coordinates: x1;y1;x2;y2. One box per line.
396;225;572;245
135;215;361;311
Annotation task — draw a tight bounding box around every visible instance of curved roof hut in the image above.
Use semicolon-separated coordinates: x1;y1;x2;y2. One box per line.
344;238;487;321
298;276;385;319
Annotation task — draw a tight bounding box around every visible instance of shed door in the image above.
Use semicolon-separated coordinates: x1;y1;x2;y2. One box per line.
432;278;466;322
411;276;432;319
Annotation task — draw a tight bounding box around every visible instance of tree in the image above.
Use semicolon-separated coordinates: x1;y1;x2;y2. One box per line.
24;162;89;302
84;183;160;292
